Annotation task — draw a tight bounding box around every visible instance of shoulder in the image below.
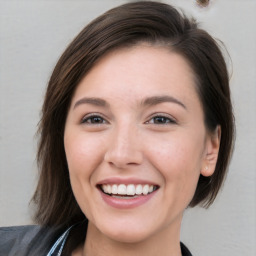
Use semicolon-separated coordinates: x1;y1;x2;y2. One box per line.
0;225;40;255
0;225;58;256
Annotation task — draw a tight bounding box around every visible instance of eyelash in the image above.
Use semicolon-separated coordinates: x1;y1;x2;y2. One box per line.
81;114;107;125
81;113;176;126
146;114;176;125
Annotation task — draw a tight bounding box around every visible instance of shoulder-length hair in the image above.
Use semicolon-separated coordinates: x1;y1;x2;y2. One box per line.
33;1;235;228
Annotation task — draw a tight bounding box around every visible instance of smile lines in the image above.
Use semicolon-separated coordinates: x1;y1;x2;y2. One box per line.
100;184;158;196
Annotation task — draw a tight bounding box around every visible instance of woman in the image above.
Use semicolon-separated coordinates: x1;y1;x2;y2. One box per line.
0;1;234;255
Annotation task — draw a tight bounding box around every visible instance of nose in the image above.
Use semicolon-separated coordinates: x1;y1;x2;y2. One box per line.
104;124;143;168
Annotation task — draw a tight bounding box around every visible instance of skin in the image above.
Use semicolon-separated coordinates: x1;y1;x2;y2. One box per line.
64;44;220;256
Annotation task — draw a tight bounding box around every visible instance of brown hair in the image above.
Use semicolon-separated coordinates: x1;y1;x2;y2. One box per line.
33;1;235;228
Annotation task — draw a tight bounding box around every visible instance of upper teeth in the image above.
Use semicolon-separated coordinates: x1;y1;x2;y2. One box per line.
101;184;156;196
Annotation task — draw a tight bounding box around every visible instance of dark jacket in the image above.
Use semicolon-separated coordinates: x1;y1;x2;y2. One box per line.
0;225;192;256
0;225;39;256
0;225;61;256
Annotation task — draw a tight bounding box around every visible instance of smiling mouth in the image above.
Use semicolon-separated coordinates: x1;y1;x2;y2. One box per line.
98;184;159;198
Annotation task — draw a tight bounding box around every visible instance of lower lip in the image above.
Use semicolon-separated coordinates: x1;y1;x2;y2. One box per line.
99;189;157;209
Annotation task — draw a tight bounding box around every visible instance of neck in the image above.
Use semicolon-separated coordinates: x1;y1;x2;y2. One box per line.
82;220;182;256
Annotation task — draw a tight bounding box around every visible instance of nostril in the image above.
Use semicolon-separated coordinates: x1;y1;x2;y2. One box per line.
104;147;143;168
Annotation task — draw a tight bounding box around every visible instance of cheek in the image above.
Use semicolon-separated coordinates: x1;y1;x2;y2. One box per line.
144;132;204;199
64;133;105;177
146;134;203;172
64;132;106;217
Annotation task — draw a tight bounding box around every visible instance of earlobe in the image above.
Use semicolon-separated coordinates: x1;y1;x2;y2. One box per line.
201;125;221;177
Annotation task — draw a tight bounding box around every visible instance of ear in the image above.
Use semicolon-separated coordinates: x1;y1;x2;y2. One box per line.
201;125;221;177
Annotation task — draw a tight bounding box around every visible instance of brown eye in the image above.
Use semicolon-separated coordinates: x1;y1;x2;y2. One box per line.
147;115;176;125
154;117;170;124
82;115;106;124
196;0;210;7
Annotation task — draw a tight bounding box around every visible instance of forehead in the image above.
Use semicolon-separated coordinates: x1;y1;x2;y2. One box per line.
71;44;200;109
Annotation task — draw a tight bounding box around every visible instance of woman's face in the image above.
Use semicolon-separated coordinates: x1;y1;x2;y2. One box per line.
64;45;218;243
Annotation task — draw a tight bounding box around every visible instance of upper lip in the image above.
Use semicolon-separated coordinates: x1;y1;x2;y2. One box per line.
97;177;159;186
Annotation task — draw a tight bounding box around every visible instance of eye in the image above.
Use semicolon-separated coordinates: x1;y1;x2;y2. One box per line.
81;114;107;124
146;115;176;125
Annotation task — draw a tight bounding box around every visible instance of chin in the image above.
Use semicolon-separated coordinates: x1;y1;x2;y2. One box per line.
95;218;156;244
104;228;151;244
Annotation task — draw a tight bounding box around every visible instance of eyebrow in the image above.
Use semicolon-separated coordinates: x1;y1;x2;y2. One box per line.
73;95;186;110
73;97;110;109
141;95;187;109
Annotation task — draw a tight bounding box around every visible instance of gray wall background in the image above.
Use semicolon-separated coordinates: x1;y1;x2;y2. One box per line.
0;0;255;255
